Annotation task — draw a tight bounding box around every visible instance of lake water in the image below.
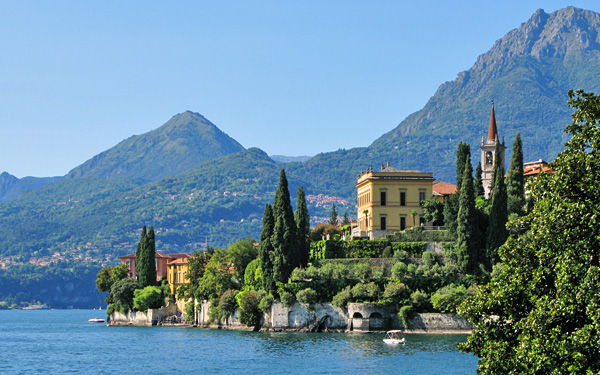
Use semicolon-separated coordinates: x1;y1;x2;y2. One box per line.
0;310;478;374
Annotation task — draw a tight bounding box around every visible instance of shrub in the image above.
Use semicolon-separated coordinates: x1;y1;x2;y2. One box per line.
296;288;318;305
391;261;408;279
398;305;413;328
280;291;296;307
306;265;321;279
351;282;380;301
332;286;352;308
184;300;195;323
236;289;264;327
430;284;471;313
372;266;385;279
319;262;335;279
332;263;350;279
259;294;274;313
351;262;371;281
393;250;410;262
110;277;139;313
290;267;307;281
392;242;427;257
411;290;432;312
382;282;410;304
133;286;164;312
210;289;239;322
407;263;417;276
382;246;393;258
422;250;437;267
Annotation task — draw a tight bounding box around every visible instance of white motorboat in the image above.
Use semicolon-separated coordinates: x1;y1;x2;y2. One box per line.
383;330;406;345
88;318;105;323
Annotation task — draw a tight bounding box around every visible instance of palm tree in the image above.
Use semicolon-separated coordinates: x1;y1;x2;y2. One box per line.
410;210;418;228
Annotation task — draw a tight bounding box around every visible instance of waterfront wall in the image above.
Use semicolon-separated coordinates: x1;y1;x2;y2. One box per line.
111;300;473;333
109;302;177;326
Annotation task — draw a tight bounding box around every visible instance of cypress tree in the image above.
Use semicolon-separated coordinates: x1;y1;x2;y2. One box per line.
506;133;525;216
259;204;275;294
446;142;471;234
455;154;477;274
137;226;157;288
456;142;471;191
328;203;338;225
295;186;310;268
271;169;298;283
474;162;485;198
486;146;509;266
135;225;147;280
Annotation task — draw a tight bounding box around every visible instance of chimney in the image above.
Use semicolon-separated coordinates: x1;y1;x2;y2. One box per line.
381;165;384;171
387;161;390;168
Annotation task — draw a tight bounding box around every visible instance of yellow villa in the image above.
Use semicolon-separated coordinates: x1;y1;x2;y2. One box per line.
166;256;190;295
353;162;435;239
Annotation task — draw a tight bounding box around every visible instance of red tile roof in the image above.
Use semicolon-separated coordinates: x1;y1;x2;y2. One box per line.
433;181;457;196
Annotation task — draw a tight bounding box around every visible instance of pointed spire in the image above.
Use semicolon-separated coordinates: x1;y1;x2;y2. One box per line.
487;101;498;142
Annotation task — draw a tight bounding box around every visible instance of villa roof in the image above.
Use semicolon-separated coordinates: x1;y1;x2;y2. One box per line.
119;252;191;260
432;181;457;196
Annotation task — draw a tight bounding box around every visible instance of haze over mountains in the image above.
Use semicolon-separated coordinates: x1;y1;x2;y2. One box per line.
1;6;600;307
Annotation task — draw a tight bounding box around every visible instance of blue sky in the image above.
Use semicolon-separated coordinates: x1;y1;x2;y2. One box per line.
2;1;599;178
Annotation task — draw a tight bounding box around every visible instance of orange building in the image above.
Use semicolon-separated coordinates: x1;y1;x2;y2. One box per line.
119;252;191;281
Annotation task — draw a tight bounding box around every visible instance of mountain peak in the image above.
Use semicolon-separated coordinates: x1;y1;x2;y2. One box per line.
478;6;600;65
65;112;245;182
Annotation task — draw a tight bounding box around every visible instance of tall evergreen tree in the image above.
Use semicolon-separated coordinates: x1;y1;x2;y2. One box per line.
341;213;350;226
271;169;298;284
294;186;310;268
474;162;485;198
456;142;471;191
455;154;478;273
258;204;275;294
446;142;471;235
486;144;509;266
137;225;157;288
506;133;526;216
328;203;338;225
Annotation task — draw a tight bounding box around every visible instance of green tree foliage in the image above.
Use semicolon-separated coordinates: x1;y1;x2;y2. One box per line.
258;204;275;294
421;196;444;225
474;162;485;198
443;194;459;234
196;249;236;300
328;203;338;225
137;226;157;288
271;169;299;284
177;250;210;299
110;277;139;313
506;133;526;216
295;186;310;268
96;264;129;295
133;285;164;312
341;213;350;226
455;154;478;273
430;284;471;313
296;288;318;305
455;142;471;191
459;90;600;373
236;289;264;327
382;281;410;304
486;143;509;266
210;289;238;323
227;237;258;284
244;258;262;288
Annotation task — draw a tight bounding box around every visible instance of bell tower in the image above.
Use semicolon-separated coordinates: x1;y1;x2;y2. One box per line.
480;103;506;198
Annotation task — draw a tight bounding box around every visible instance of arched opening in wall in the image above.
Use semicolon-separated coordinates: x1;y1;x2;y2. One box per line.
317;315;333;332
352;312;365;331
369;312;384;330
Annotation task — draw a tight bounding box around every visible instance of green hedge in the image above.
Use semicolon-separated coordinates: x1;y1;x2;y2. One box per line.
391;242;427;257
310;239;391;260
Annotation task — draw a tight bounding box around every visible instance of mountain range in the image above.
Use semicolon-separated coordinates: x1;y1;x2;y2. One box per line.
1;6;600;307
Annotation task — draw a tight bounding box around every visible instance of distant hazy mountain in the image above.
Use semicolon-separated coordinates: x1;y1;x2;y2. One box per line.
269;155;312;163
0;172;61;203
65;111;245;182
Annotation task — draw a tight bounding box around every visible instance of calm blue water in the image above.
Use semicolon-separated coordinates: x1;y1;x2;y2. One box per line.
0;310;478;374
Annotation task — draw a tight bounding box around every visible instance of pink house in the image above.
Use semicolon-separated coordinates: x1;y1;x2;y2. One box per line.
119;252;191;281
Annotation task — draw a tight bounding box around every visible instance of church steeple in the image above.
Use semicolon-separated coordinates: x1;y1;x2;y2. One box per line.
480;101;506;199
487;102;498;143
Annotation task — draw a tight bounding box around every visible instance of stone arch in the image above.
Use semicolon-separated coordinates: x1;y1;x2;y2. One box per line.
369;312;384;330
